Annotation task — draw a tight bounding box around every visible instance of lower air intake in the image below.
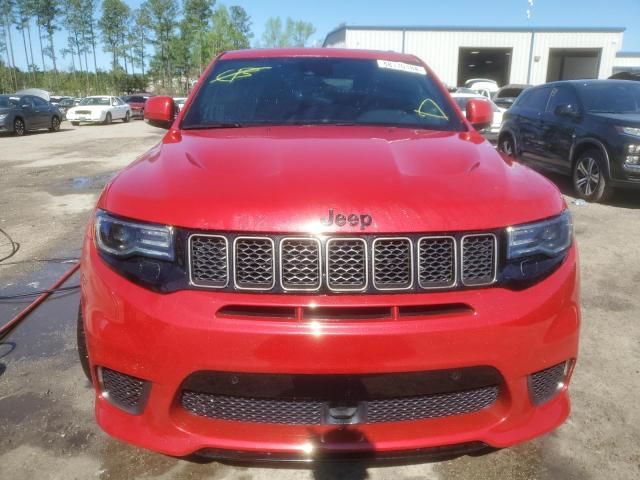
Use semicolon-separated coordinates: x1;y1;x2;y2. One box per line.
529;362;567;405
180;386;499;425
99;367;149;414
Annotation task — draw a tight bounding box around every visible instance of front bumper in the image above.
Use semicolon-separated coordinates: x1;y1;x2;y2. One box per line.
81;238;579;459
67;112;105;123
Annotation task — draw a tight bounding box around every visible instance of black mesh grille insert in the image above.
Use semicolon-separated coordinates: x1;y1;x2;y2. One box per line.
461;235;496;286
373;239;412;289
180;386;498;425
367;386;498;423
234;238;274;289
529;362;566;405
190;235;228;287
100;368;148;413
280;239;321;290
326;239;367;290
181;391;324;425
418;237;456;288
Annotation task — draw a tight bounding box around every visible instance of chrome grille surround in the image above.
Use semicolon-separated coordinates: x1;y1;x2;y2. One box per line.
187;232;500;294
279;237;322;291
233;236;276;290
188;234;229;288
417;236;457;289
372;237;414;290
461;234;498;287
325;238;368;292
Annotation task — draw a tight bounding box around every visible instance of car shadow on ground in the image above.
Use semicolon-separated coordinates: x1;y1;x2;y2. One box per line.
0;128;74;137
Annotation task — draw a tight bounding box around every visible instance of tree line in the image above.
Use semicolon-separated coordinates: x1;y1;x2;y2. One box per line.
0;0;316;96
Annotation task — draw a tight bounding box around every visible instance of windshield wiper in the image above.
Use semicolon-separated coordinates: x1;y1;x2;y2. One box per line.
182;123;245;130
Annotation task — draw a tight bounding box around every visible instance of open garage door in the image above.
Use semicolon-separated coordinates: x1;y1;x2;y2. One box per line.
458;48;512;87
547;49;601;81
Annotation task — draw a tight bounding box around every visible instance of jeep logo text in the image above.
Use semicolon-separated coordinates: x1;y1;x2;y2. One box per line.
320;209;372;230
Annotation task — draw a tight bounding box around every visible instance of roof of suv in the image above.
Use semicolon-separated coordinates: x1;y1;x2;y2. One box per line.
221;48;422;64
531;79;635;89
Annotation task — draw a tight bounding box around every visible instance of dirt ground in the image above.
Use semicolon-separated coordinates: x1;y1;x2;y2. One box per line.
0;120;639;480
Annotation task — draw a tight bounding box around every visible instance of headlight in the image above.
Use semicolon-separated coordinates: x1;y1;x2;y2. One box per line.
618;126;640;138
503;210;573;287
95;210;174;260
0;113;7;121
507;210;573;259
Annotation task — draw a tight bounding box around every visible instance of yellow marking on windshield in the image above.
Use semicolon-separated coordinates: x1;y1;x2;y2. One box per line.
212;67;272;83
414;99;449;120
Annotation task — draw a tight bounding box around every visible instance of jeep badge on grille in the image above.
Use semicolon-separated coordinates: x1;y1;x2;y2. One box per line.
321;209;372;230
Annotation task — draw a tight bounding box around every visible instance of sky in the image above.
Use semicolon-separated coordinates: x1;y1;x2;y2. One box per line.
5;0;640;71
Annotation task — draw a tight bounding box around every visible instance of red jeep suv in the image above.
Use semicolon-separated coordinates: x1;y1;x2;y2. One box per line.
79;49;579;461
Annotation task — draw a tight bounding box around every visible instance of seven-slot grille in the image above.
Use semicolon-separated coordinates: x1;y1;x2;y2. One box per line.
189;233;498;293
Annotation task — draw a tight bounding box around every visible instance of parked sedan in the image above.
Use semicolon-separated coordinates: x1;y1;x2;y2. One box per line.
66;96;132;125
493;84;531;109
57;97;77;119
0;94;62;136
452;92;504;142
123;95;151;119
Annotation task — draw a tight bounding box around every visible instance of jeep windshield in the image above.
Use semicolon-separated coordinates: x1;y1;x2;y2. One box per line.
182;57;464;131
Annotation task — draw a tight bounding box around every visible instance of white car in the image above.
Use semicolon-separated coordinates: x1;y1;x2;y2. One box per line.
173;97;187;112
451;92;505;141
463;78;499;95
66;96;132;125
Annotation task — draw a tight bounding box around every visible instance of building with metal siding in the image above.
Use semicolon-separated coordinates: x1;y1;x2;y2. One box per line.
613;52;640;73
323;26;626;87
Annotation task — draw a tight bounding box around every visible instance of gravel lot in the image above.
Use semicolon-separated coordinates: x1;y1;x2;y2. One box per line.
0;121;639;480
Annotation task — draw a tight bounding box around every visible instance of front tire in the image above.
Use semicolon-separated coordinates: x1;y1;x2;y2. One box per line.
499;134;516;158
49;116;61;132
123;111;130;123
572;149;613;203
77;304;91;382
13;118;25;136
104;113;112;125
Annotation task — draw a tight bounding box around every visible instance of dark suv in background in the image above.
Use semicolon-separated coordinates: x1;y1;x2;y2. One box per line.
500;80;640;202
0;94;62;136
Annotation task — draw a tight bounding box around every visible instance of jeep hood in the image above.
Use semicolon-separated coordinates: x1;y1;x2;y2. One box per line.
100;126;565;233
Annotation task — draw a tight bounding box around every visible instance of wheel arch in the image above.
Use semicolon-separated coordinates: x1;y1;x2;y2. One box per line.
570;138;611;178
498;126;519;155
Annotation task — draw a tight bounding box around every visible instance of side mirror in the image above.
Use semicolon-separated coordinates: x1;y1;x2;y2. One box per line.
144;96;176;129
554;104;580;118
466;98;493;131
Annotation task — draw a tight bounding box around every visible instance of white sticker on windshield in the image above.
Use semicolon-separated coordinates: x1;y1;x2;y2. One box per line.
377;59;427;75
